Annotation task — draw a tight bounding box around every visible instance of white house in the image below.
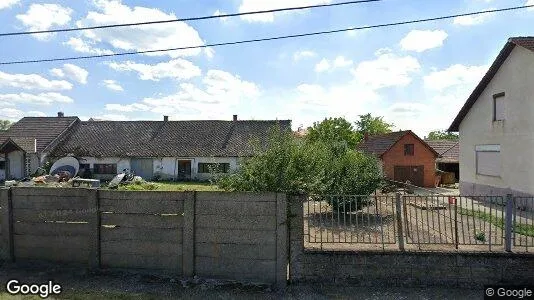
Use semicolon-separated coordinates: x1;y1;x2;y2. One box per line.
50;115;291;181
0;113;78;180
448;37;534;209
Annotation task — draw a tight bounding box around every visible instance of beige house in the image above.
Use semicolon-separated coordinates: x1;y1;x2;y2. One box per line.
449;37;534;208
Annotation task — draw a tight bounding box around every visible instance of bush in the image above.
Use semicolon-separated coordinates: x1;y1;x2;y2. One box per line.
216;125;382;212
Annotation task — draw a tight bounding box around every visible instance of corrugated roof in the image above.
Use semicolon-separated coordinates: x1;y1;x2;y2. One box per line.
51;120;292;157
449;37;534;131
425;140;459;163
0;117;78;153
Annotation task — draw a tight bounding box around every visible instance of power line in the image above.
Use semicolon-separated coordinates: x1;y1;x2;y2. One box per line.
1;4;532;66
0;0;381;37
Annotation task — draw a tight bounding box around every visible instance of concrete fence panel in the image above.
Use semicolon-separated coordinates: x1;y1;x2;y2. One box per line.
10;187;93;264
194;192;283;286
99;190;188;273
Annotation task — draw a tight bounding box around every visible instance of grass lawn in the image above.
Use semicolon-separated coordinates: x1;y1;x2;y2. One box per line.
117;181;222;192
458;207;534;237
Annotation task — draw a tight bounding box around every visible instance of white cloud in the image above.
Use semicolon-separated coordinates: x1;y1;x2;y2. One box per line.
333;56;353;68
400;30;448;53
115;70;261;119
73;0;204;57
0;108;24;120
102;80;124;92
16;4;73;41
351;51;420;89
213;10;229;22
48;64;89;84
0;0;20;10
63;64;89;84
453;13;492;26
27;111;47;117
0;92;74;105
98;114;130;121
424;64;488;91
528;0;534;10
105;103;149;112
50;68;65;77
64;37;114;55
388;102;428;116
0;71;73;90
314;59;331;73
204;48;215;59
238;0;331;22
293;50;316;61
315;56;353;72
107;59;201;81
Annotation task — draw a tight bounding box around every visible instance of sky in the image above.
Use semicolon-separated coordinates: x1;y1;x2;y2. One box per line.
0;0;533;137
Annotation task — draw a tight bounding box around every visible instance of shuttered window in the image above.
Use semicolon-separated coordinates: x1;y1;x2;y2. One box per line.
476;145;501;177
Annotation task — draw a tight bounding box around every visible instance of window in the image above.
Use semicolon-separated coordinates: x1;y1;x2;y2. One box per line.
476;145;501;177
0;161;5;170
493;92;505;121
404;144;414;156
198;163;230;174
93;164;117;175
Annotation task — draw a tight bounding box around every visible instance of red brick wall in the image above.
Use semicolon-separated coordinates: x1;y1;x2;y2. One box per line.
381;134;437;187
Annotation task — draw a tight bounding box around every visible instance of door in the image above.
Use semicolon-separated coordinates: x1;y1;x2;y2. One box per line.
130;158;154;180
394;165;424;187
177;160;191;181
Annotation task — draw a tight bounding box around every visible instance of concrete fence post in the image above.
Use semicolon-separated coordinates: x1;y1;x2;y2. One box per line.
182;191;196;277
275;193;288;289
87;188;100;269
288;193;305;283
505;193;514;252
395;193;405;251
0;188;13;262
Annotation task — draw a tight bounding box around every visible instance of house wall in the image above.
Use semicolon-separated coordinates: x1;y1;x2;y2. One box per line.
459;46;534;198
7;151;24;180
381;134;437;187
0;155;5;181
76;156;239;181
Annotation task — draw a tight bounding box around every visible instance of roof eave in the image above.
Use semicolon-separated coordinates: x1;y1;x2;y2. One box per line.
448;42;516;132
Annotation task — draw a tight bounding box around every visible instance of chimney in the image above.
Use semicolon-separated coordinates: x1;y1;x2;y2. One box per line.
233;114;238;121
163;115;169;122
57;111;64;118
364;132;369;141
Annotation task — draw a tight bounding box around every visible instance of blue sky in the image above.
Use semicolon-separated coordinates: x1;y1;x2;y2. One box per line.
0;0;533;137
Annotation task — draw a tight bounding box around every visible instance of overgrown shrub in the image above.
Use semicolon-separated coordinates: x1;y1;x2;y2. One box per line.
216;125;382;212
118;181;160;191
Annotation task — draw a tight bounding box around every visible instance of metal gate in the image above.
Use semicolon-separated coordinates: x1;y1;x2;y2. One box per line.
130;158;154;180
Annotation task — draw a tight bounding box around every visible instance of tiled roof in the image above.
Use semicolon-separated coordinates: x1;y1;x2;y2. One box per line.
51;120;292;157
357;131;409;156
449;37;534;131
0;117;78;153
425;140;459;163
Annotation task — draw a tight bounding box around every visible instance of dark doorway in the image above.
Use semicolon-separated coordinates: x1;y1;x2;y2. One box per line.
177;160;191;181
394;165;424;187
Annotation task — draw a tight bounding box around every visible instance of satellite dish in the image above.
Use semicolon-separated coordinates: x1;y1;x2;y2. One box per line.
50;157;80;177
108;173;125;189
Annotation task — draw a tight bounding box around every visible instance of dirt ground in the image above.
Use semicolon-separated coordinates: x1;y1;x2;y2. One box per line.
0;263;483;299
303;191;533;253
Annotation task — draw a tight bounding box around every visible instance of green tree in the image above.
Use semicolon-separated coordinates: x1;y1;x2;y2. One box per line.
217;124;383;211
0;120;12;130
426;130;459;141
306;117;360;150
355;113;394;141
